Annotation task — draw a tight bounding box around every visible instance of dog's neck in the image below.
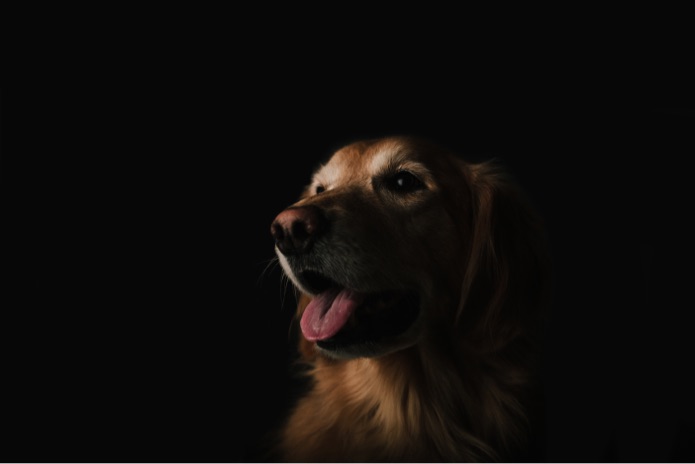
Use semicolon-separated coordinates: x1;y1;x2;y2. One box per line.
302;335;538;462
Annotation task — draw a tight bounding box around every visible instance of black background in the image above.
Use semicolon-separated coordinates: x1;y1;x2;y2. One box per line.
3;25;694;462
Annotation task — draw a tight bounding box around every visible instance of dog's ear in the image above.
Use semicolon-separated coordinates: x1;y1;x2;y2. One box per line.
456;161;551;349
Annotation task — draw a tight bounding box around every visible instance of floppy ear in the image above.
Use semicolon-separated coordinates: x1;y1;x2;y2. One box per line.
456;161;552;350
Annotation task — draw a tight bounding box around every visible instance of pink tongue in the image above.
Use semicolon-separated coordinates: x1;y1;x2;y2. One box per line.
300;288;364;341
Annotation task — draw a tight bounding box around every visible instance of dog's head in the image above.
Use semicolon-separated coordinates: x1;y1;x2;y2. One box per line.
271;136;550;360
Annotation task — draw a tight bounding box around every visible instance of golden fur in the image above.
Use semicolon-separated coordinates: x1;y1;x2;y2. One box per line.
270;136;551;462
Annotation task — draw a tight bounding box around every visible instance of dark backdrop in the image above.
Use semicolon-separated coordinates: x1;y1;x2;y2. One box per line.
3;48;694;462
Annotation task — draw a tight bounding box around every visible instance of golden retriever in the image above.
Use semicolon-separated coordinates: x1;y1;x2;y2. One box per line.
269;136;551;462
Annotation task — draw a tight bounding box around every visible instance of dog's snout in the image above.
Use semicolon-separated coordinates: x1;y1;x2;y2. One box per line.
271;205;325;255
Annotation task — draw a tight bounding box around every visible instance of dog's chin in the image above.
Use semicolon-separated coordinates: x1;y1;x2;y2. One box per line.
315;330;421;360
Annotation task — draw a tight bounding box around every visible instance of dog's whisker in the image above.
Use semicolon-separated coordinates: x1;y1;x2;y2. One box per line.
255;256;281;287
280;274;290;310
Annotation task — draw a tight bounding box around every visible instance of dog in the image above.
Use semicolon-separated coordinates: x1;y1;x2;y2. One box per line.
269;136;551;462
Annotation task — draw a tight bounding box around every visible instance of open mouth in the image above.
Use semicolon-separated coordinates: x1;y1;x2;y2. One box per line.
297;270;420;353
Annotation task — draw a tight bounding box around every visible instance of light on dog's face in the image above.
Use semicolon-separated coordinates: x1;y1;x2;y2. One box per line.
271;137;464;359
308;140;437;207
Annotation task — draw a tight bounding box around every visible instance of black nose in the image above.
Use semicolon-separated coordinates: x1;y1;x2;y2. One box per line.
270;205;325;255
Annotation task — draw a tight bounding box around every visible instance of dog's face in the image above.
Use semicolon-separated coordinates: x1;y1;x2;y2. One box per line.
271;137;476;359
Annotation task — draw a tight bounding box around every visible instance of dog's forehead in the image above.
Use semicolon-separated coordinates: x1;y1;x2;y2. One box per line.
314;139;420;185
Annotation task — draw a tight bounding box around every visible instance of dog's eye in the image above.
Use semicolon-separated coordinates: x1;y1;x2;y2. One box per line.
385;171;424;193
315;185;325;194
